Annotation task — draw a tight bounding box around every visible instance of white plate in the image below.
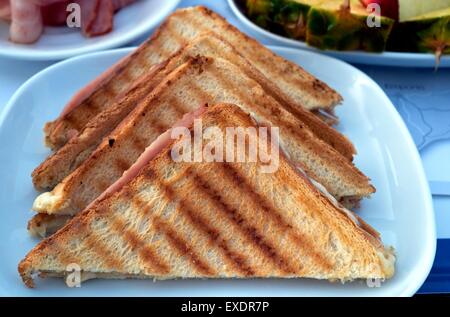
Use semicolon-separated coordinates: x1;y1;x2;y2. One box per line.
0;0;180;61
229;0;450;68
0;47;436;296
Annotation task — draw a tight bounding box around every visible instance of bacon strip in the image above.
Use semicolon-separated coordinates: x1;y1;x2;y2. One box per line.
59;49;135;118
74;0;98;35
41;0;69;26
0;0;11;21
10;0;43;44
85;0;113;37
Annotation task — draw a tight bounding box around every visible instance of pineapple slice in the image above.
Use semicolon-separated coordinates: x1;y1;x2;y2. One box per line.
306;0;394;51
399;0;450;21
243;0;395;52
244;0;311;40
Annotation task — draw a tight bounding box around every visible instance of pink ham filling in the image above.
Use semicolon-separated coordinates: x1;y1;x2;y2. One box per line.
0;0;11;21
59;50;134;119
86;105;209;209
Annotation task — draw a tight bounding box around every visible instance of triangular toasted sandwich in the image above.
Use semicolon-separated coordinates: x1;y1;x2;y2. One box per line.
32;34;355;191
19;104;394;288
44;6;342;150
31;57;374;224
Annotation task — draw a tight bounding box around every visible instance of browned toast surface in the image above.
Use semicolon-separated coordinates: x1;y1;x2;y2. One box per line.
20;104;393;288
33;35;354;191
32;57;373;217
45;6;342;149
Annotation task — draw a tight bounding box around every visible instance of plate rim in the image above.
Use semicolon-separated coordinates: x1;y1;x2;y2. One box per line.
228;0;450;68
268;45;436;296
0;47;437;296
0;0;181;61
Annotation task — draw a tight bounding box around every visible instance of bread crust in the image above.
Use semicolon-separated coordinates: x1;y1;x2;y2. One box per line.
19;104;393;288
33;34;354;191
32;57;373;219
44;6;342;150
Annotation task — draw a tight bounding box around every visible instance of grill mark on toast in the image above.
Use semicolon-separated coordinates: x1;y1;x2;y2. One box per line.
107;215;170;275
177;169;298;275
155;175;256;276
115;158;132;173
166;96;188;117
44;236;78;269
62;113;83;133
96;180;111;195
130;192;215;276
82;97;102;116
117;68;132;86
151;214;215;276
131;137;147;153
219;163;333;271
83;231;125;271
206;56;308;138
185;82;215;106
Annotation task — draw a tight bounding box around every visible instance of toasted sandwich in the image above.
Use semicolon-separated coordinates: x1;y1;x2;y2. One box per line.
44;6;342;150
31;57;373;224
32;34;355;192
19;104;394;288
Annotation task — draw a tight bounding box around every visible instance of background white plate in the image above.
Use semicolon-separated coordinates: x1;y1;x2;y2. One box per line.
229;0;450;68
0;47;436;296
0;0;180;61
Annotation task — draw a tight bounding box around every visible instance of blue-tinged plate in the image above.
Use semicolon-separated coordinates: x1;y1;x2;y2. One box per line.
0;47;436;296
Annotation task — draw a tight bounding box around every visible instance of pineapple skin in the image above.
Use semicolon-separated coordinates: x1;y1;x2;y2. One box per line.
307;7;394;52
244;0;311;40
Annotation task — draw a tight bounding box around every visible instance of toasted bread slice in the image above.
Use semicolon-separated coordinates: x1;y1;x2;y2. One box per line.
44;6;342;150
27;214;72;239
32;35;355;191
32;57;373;218
19;104;394;288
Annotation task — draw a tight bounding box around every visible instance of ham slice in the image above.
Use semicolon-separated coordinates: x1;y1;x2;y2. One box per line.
74;0;97;35
0;0;11;21
59;49;135;118
6;0;134;43
87;105;209;209
85;0;113;37
9;0;43;44
41;0;69;26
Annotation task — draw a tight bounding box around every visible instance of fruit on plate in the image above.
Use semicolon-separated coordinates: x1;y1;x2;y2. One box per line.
243;0;395;52
306;0;394;51
388;7;450;64
397;0;450;21
244;0;311;40
360;0;450;21
242;0;450;58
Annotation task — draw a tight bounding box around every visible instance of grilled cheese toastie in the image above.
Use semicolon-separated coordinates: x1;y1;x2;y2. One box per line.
32;34;355;192
31;57;373;224
44;6;342;150
19;104;394;288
